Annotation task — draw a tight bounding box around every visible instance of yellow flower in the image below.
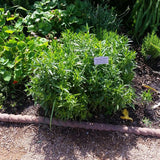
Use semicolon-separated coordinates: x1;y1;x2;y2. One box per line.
120;109;133;122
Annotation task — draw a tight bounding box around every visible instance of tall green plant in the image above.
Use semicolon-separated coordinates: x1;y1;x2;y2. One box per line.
131;0;160;38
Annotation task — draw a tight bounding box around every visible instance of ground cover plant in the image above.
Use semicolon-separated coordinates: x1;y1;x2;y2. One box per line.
27;30;136;120
0;8;50;108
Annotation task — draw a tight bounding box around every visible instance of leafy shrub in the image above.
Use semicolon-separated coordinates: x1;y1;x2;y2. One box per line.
27;30;136;121
131;0;160;38
23;0;120;37
0;8;49;107
23;0;92;36
141;32;160;59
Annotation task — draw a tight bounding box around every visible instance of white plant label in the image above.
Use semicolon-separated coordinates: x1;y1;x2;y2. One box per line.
94;56;109;65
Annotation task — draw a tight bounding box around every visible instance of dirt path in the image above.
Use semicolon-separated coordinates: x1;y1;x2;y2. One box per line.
0;122;160;160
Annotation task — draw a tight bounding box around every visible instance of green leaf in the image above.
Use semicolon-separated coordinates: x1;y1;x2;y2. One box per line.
0;58;5;63
3;71;12;82
6;39;17;47
50;100;56;128
7;17;16;21
0;8;4;12
7;63;14;68
15;6;28;12
15;18;23;30
4;46;9;51
0;58;9;65
38;21;52;35
5;30;15;34
17;41;26;50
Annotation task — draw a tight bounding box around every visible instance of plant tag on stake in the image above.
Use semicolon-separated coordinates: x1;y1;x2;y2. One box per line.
94;56;109;65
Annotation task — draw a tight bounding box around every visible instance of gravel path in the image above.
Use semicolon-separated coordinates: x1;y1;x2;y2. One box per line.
0;122;160;160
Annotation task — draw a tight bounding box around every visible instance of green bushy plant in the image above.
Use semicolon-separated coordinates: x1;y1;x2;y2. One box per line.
141;32;160;59
27;30;136;121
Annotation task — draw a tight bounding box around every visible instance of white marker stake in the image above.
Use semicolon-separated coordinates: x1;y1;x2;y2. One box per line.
94;56;109;65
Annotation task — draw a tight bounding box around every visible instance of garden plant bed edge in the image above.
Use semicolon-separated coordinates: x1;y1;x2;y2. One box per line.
1;112;160;138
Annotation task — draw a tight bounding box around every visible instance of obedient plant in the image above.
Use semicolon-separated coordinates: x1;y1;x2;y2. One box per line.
27;30;136;121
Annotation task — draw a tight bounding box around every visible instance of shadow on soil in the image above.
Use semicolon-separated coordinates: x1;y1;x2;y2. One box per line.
31;125;139;160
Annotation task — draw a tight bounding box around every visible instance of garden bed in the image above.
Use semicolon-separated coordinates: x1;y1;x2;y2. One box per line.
0;0;160;135
0;51;160;132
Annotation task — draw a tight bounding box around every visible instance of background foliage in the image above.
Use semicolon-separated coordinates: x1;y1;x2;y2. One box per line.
130;0;160;39
23;0;120;38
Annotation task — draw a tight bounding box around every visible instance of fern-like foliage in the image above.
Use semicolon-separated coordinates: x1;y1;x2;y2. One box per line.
142;32;160;59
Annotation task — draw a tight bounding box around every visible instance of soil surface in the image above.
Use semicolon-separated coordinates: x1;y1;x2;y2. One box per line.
0;51;160;159
1;122;160;160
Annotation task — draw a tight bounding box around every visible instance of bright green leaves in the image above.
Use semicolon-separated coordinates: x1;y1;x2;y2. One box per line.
7;16;16;21
0;8;4;12
0;16;45;85
5;29;15;34
6;38;17;48
0;15;5;27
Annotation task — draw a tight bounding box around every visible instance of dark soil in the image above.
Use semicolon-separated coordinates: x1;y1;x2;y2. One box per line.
0;52;160;129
